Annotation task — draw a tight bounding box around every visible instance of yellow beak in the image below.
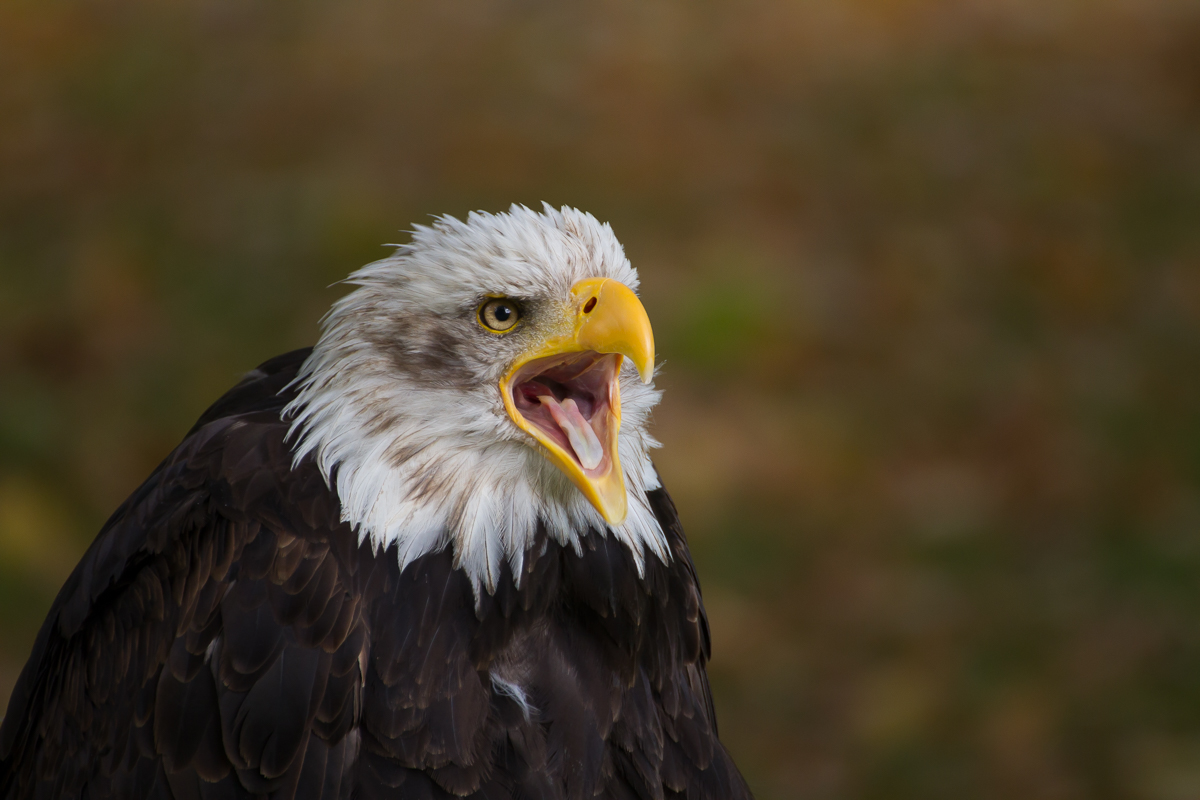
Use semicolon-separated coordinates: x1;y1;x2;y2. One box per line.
500;278;655;524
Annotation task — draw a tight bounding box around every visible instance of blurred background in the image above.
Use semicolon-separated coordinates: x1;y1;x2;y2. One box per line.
1;1;1199;797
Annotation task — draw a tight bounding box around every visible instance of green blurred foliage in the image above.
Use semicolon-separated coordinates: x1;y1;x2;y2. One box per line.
2;1;1200;798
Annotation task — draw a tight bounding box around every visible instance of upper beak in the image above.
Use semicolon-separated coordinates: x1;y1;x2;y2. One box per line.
500;278;655;524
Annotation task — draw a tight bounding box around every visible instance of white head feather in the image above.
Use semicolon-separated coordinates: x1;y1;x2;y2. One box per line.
283;204;668;595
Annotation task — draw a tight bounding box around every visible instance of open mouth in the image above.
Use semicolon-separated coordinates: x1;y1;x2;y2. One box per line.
508;351;622;477
498;276;652;524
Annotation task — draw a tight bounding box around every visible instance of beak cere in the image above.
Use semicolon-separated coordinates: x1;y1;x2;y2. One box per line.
500;278;655;525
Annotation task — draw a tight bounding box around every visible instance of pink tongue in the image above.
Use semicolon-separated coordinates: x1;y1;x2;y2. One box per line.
538;394;604;470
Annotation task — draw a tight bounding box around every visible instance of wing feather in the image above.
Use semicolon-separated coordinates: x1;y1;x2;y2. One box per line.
0;350;370;800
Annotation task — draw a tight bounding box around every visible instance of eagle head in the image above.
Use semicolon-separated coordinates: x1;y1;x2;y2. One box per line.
285;204;668;593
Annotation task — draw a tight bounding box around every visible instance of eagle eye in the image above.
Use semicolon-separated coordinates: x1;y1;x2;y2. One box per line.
478;297;521;333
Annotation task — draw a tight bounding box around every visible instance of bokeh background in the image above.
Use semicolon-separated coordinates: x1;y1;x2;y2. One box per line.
2;1;1199;797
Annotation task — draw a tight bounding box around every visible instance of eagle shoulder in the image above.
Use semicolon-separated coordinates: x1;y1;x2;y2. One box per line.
0;348;368;799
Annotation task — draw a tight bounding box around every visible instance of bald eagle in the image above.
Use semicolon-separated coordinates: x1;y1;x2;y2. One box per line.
0;206;753;800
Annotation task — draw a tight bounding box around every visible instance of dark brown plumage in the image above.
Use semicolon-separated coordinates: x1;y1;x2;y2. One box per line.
0;350;752;800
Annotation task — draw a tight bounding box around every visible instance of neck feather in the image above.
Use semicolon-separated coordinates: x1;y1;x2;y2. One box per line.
282;342;668;596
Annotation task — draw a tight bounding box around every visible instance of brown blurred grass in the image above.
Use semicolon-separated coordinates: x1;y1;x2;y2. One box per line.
2;1;1200;798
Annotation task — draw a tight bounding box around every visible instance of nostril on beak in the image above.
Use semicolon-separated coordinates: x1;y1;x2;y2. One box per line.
583;297;597;314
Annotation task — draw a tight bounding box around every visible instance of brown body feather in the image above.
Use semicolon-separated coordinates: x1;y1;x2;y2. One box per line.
0;350;752;800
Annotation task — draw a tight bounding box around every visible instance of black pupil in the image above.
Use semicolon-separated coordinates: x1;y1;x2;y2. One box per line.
492;304;512;322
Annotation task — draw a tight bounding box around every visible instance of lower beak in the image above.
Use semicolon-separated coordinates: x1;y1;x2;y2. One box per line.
500;278;655;524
